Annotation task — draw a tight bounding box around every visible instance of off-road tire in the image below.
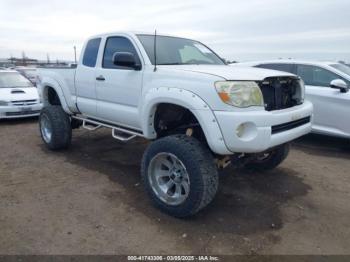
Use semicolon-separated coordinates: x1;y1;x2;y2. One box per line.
141;135;219;218
39;105;72;150
71;118;83;129
245;143;290;171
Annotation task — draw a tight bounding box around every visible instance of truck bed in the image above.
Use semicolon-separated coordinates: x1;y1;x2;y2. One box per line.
37;66;78;113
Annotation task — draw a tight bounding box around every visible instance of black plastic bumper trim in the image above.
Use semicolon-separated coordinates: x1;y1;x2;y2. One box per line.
271;116;311;134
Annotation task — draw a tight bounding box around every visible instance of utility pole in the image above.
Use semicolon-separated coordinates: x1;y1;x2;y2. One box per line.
10;53;14;64
74;46;77;64
22;51;26;66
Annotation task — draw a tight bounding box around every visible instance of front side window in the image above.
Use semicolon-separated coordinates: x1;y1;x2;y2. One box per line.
103;37;141;69
297;65;341;87
82;38;101;67
256;63;294;73
137;34;225;65
0;72;33;88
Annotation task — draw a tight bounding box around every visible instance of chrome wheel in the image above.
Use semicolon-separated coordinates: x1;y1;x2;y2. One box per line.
40;114;52;144
148;153;190;206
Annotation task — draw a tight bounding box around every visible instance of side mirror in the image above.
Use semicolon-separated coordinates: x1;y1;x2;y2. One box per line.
113;52;141;70
330;79;349;93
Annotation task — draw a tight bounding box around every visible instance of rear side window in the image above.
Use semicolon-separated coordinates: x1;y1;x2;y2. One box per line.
296;64;341;87
256;63;294;73
82;38;101;67
102;37;141;69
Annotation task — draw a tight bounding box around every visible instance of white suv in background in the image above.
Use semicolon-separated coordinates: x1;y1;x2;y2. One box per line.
233;61;350;139
0;70;42;119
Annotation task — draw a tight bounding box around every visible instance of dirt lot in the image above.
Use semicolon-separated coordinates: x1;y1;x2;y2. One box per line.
0;118;350;255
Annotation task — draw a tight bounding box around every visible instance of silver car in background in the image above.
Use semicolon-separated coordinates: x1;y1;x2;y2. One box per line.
0;70;43;119
232;60;350;139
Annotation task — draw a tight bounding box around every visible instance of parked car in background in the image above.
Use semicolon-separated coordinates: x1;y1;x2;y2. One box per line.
232;60;350;139
0;69;42;119
16;67;38;86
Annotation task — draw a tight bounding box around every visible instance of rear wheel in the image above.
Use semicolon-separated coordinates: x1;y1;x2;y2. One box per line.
141;135;219;218
39;106;72;150
244;143;290;171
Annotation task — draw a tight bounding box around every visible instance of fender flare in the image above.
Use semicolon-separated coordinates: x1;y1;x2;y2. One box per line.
40;77;73;114
141;87;231;155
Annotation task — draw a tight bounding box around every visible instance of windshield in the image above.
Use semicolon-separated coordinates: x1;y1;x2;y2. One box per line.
137;34;225;65
0;72;33;88
330;64;350;77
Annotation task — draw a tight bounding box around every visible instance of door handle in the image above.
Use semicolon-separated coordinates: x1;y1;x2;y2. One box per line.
96;75;105;81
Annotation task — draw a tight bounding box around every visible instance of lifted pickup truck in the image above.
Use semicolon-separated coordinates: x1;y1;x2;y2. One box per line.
37;32;313;217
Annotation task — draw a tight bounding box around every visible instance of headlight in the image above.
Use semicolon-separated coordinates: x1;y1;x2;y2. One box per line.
215;81;264;107
0;100;8;106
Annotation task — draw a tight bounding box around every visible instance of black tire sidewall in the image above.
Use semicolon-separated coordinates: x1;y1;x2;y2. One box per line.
39;106;72;150
141;135;218;218
245;143;290;171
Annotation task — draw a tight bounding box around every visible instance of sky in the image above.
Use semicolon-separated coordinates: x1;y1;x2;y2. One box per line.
0;0;349;62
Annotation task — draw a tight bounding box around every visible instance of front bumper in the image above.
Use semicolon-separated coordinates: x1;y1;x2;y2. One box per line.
0;103;43;119
214;101;313;153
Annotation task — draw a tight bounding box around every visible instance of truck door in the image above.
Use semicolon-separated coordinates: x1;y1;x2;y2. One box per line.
75;38;101;117
95;36;143;129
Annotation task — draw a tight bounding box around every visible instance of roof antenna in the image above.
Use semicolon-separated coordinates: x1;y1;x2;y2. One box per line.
154;29;157;72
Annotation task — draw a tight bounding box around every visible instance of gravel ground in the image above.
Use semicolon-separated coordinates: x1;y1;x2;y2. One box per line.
0;118;350;255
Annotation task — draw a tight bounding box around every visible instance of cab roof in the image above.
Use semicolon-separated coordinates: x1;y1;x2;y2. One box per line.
88;31;193;40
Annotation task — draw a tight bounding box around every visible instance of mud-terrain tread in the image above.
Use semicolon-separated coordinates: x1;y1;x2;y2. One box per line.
141;134;218;218
245;143;290;171
39;106;72;150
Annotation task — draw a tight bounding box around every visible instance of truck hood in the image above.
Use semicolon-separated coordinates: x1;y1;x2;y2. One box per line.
0;87;39;102
159;65;296;80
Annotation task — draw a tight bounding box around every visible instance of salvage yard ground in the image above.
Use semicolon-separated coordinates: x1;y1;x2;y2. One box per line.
0;118;350;255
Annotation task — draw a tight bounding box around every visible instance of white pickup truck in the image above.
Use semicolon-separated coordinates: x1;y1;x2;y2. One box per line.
37;32;313;217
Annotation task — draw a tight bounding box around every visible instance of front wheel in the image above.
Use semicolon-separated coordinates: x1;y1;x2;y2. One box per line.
39;105;72;150
141;135;219;218
244;143;290;171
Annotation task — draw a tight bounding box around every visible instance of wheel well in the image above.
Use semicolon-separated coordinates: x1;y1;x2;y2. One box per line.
154;103;206;141
46;86;61;106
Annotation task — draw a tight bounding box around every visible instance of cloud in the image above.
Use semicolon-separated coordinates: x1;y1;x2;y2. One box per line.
0;0;349;61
